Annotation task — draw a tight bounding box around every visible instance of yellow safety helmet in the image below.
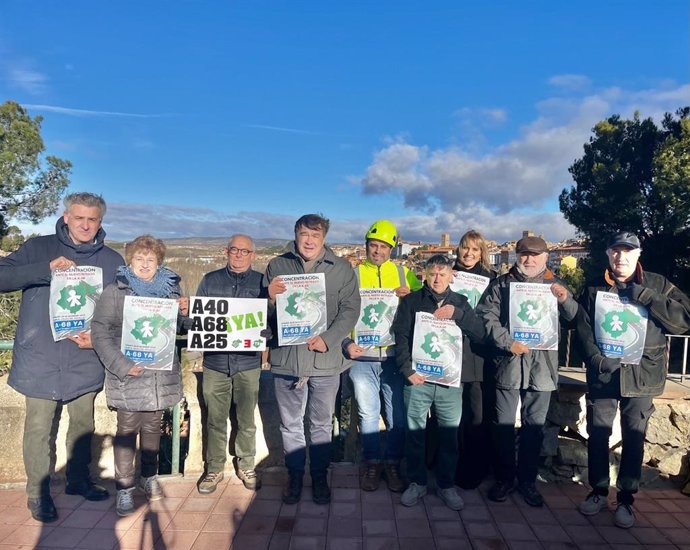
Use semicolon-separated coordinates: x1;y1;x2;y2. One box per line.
365;219;398;247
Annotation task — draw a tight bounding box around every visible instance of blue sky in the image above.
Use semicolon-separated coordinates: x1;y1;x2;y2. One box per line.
1;1;688;244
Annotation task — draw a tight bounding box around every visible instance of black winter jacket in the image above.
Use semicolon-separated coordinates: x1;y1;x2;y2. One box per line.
195;267;264;376
452;262;497;382
91;273;183;411
476;267;578;391
576;265;690;397
0;219;123;400
392;283;486;380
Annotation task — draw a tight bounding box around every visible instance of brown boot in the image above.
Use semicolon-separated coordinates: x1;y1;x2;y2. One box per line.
384;462;405;493
360;461;382;491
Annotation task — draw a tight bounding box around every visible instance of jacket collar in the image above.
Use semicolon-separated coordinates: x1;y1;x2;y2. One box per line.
55;218;106;257
604;263;644;286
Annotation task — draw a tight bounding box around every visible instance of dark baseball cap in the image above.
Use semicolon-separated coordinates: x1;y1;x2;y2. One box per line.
515;236;548;254
607;232;640;250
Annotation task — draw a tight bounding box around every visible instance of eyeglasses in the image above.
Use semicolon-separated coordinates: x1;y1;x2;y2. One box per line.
228;247;254;256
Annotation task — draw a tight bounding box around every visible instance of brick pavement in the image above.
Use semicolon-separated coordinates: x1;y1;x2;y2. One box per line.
1;464;689;550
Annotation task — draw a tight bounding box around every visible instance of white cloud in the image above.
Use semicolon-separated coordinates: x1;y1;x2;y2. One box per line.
23;104;167;118
245;124;323;136
7;67;48;94
548;74;591;91
357;81;689;222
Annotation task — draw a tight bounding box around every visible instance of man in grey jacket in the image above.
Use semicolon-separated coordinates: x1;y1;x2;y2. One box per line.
476;236;577;507
264;214;360;505
0;193;123;522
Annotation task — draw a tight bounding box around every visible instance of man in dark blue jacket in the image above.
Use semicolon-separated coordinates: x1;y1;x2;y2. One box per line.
195;234;266;494
0;192;123;522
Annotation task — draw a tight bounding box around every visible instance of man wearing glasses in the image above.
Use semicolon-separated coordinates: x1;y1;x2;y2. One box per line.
196;234;266;494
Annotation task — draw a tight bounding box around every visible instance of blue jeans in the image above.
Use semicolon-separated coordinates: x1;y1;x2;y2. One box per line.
349;357;405;462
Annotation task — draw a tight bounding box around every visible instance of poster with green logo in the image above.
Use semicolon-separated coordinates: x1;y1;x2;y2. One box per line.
353;288;398;349
276;273;327;346
121;296;179;370
594;291;648;364
509;282;558;350
450;271;491;309
49;266;103;341
411;312;463;387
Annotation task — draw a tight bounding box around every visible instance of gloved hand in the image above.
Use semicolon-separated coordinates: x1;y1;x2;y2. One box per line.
592;355;621;374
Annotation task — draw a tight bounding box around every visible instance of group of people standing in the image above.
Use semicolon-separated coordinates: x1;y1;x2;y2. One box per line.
1;192;688;532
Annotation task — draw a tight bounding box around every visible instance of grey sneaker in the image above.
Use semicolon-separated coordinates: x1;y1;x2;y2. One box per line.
198;471;224;494
579;492;607;516
116;488;136;517
400;482;427;507
614;503;635;529
237;469;262;491
139;476;163;501
438;487;464;511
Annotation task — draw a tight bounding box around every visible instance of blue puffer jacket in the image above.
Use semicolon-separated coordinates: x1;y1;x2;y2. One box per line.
194;267;265;376
0;219;123;401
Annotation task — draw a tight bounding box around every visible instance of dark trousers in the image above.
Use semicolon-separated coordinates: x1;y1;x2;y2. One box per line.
405;382;462;489
456;380;494;486
202;367;261;472
23;392;97;498
587;394;654;505
273;374;340;476
493;388;551;485
114;410;163;490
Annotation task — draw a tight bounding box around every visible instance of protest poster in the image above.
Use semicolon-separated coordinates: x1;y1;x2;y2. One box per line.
411;312;463;387
276;273;327;346
594;291;648;365
450;271;491;309
187;296;268;352
509;282;559;350
49;266;103;341
353;288;399;349
121;296;179;370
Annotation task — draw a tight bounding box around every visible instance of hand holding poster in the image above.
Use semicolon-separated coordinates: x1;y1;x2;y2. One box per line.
121;296;179;370
49;266;104;341
509;282;559;350
411;312;463;387
450;271;491;309
276;273;327;346
187;296;268;352
353;288;399;349
594;291;648;364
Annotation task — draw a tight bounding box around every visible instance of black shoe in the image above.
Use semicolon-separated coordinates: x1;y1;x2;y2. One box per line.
487;480;515;502
65;480;110;501
456;475;483;490
282;472;303;505
312;473;331;505
27;495;58;523
518;482;544;507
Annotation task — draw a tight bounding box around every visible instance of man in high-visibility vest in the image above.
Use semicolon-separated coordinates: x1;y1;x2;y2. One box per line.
343;220;422;492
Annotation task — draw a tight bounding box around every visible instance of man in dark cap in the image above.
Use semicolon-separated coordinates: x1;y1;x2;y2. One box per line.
576;232;690;528
476;235;577;507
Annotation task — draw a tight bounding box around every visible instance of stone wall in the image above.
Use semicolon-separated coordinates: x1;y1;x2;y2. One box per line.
541;385;690;487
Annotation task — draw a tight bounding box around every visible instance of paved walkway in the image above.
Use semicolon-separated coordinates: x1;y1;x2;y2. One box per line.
1;465;689;550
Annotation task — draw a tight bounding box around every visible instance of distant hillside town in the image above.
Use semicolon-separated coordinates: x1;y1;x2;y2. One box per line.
330;229;588;277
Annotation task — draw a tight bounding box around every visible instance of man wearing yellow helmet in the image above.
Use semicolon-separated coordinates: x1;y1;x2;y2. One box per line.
343;220;422;492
